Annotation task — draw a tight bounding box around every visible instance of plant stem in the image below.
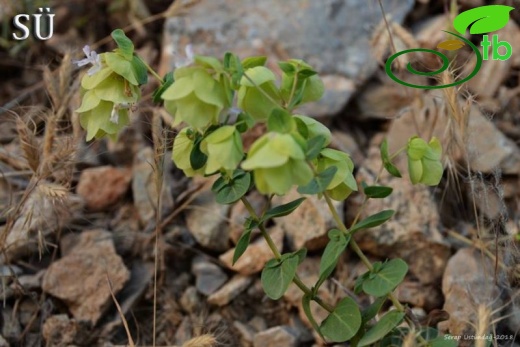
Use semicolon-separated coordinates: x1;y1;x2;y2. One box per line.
240;196;333;312
142;60;164;84
286;72;299;110
322;191;406;312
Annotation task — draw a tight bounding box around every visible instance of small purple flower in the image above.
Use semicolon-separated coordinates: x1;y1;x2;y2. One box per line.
74;45;102;76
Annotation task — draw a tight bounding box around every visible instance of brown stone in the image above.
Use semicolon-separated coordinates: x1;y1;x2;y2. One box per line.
220;226;284;275
273;190;343;252
76;166;131;211
42;230;130;324
253;326;299;347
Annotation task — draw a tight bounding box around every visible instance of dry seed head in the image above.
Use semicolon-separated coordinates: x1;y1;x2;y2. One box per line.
182;334;217;347
16;117;40;173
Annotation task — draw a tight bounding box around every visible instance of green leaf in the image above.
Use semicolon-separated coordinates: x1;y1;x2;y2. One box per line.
354;272;369;294
242;56;267;69
153;72;174;104
278;62;296;74
267;108;295;134
358;310;405;347
190;138;207;170
349;210;395;234
261;255;299;300
213;170;251;205
263;197;306;221
320;297;362;342
131;55;148;85
453;5;514;35
362;296;387;322
380;139;402;178
364;185;393;199
297;166;337;195
316;229;349;290
292;248;307;265
305;135;327;160
302;294;324;339
428;336;459;347
233;229;252;265
111;29;134;60
235;112;254;133
361;258;408;297
298;68;317;79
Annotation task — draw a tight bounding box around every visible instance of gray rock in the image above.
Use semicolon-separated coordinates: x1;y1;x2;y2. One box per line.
185;188;230;251
1;307;21;342
253;326;299;347
160;0;414;116
207;275;253;306
192;256;228;296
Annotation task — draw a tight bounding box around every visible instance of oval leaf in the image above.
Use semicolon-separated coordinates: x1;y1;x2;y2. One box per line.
263;197;306;221
111;29;134;60
380;139;402;178
453;5;514;35
306;135;327;160
214;171;251;204
349;210;395;234
363;185;393;199
233;229;252;265
297;166;337;195
437;39;465;51
362;258;408;297
317;229;350;290
302;294;323;339
358;310;405;347
261;255;299;300
320;297;362;342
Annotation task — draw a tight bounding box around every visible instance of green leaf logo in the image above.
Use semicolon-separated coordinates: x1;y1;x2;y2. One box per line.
453;5;514;35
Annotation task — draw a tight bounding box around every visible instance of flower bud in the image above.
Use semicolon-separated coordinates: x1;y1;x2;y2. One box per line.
407;136;443;186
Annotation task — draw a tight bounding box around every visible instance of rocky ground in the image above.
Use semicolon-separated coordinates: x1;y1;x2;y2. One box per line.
0;0;519;346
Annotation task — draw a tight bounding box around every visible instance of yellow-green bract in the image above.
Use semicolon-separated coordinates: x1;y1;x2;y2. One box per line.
162;66;229;130
75;53;141;140
203;125;243;174
237;66;281;121
241;132;312;195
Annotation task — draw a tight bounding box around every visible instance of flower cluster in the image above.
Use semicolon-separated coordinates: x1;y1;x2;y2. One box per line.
160;53;362;198
74;30;147;140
